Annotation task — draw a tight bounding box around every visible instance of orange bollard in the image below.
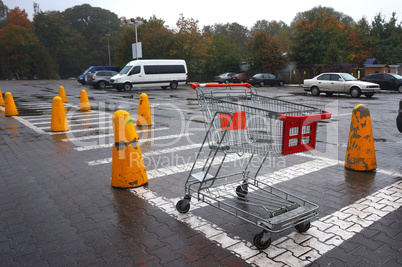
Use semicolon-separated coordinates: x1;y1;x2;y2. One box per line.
137;93;152;126
51;96;69;132
80;90;91;111
345;104;377;171
0;89;4;106
111;110;148;188
4;92;18;116
59;86;68;103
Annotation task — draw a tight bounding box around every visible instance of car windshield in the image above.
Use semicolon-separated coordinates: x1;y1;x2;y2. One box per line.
389;73;402;79
120;65;132;74
340;73;357;81
83;67;92;75
253;74;263;78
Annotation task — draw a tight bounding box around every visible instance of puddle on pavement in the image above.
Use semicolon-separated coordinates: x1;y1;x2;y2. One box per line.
374;138;387;142
344;168;376;202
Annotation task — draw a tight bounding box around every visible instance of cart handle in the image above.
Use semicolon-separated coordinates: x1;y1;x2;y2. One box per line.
278;110;332;122
190;83;252;89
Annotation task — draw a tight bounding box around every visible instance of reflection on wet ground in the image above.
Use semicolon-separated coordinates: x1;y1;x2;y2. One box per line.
344;167;376;202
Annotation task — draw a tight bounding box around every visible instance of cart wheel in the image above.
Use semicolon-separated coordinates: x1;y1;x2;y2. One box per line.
253;231;271;250
295;221;311;233
176;199;190;213
236;185;248;197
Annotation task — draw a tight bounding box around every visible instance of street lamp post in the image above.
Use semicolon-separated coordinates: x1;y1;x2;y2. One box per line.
127;18;146;60
105;34;111;66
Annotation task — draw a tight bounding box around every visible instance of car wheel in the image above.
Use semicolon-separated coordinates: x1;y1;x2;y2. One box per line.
279;81;284;86
170;81;178;89
365;93;374;98
398;85;402;93
350;87;361;98
123;83;132;91
311;87;320;96
98;81;107;89
260;81;265;87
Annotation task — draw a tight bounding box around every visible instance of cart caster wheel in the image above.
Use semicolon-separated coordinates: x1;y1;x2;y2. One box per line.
236;185;248;197
253;231;271;250
176;199;190;213
295;221;311;233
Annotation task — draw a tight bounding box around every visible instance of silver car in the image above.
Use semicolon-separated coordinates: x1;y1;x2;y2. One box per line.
86;70;118;89
303;73;380;98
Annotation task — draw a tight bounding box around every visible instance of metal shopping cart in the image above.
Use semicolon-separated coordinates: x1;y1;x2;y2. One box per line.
176;83;331;249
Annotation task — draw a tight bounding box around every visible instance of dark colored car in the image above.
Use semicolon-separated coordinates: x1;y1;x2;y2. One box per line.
86;70;118;89
231;73;251;83
215;72;236;84
362;73;402;93
248;73;285;87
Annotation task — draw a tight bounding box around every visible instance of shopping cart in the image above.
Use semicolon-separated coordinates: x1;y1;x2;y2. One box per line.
176;83;331;249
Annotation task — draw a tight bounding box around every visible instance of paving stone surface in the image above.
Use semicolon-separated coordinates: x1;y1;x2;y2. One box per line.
0;80;401;266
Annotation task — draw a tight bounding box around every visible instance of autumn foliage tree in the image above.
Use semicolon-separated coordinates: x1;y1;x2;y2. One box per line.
247;31;286;74
0;7;55;79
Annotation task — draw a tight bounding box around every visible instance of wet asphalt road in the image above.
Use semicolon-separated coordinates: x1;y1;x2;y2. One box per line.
0;80;401;266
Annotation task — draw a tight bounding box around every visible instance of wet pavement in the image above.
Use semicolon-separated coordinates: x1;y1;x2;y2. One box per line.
0;80;401;266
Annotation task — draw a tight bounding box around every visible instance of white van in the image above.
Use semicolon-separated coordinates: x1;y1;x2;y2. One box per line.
110;59;188;91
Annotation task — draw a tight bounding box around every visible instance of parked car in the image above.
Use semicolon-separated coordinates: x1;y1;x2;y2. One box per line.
215;72;236;84
231;73;251;83
361;73;402;93
303;73;380;98
77;66;120;85
248;73;285;87
86;70;118;89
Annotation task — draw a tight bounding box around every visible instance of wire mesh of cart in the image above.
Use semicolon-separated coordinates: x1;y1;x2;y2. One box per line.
176;83;332;249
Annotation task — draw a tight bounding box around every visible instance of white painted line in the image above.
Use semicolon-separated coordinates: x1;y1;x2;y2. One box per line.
37;120;110;129
87;143;201;166
129;175;401;266
63;127;169;142
48;126;113;135
75;133;194;151
11;116;46;134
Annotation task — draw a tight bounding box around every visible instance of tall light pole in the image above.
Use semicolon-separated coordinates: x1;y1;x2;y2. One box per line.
105;34;111;66
127;18;146;60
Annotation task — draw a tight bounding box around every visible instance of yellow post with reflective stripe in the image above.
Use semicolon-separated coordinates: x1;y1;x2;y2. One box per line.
345;104;377;171
111;110;148;188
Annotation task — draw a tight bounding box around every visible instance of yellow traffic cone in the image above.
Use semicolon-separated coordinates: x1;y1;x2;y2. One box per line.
137;93;152;126
111;110;148;188
80;89;91;111
51;96;69;132
59;86;68;103
345;104;377;171
4;92;18;116
0;89;5;106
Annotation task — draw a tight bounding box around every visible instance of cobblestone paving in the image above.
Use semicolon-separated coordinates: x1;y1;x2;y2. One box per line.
0;80;401;266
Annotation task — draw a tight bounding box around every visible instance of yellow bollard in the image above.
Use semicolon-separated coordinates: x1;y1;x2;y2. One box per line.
345;104;377;171
59;86;68;103
137;93;152;126
0;89;4;106
4;92;18;116
80;89;91;111
51;96;69;132
111;110;148;188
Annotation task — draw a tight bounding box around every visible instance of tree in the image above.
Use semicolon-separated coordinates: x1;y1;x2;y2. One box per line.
0;7;56;79
61;5;122;69
247;31;286;73
204;34;243;76
33;11;87;78
289;6;350;65
172;15;213;76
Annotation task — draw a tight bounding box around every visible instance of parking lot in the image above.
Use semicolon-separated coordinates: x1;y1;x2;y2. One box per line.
0;80;401;266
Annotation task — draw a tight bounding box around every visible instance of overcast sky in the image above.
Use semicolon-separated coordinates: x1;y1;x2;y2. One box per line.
4;0;402;29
